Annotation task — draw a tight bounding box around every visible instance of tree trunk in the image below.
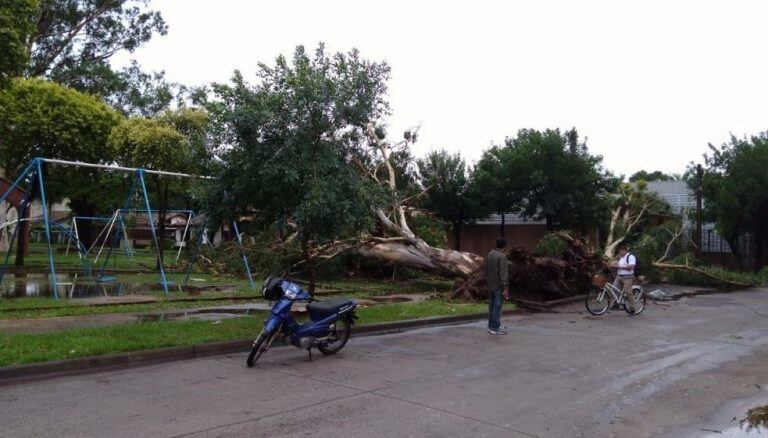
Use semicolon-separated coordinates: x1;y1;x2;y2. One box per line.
69;197;96;248
726;234;743;270
15;179;38;267
453;221;462;251
356;125;483;281
356;241;481;278
302;236;316;293
754;231;764;273
499;212;505;238
153;178;167;272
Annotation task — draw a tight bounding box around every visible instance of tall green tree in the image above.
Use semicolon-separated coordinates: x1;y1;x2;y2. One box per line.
0;0;38;87
417;150;478;251
0;77;121;250
18;0;171;114
474;128;617;231
108;108;210;268
107;60;178;116
629;170;677;182
700;134;768;271
208;44;390;290
472;144;526;237
24;0;166;83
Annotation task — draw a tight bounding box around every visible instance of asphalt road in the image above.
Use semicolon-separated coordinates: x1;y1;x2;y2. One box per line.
3;288;768;437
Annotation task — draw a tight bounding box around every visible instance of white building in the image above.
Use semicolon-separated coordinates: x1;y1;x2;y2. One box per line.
644;181;731;254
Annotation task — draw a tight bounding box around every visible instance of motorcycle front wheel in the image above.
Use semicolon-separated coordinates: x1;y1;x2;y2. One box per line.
246;329;277;367
317;320;351;355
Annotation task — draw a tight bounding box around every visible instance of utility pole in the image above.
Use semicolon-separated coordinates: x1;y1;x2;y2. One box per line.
694;164;703;257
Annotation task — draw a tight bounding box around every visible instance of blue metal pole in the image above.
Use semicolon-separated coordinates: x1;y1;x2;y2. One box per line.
137;169;169;296
0;165;34;285
232;220;256;291
35;159;59;300
52;222;90;276
0;161;34;208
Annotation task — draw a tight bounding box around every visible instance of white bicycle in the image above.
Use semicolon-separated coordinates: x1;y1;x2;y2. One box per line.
585;275;646;316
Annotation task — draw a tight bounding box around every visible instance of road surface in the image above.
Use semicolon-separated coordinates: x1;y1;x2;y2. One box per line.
3;288;768;437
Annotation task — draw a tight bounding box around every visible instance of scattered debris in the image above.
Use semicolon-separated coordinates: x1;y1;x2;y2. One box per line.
742;405;768;431
647;289;669;301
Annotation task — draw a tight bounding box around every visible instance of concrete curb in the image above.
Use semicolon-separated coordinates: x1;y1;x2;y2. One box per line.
0;308;527;386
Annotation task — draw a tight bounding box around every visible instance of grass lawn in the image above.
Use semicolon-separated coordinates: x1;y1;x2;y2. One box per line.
0;276;453;319
0;298;256;319
14;244;174;270
0;300;493;367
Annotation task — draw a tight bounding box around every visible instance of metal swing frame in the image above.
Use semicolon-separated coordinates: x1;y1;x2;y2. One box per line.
0;158;256;299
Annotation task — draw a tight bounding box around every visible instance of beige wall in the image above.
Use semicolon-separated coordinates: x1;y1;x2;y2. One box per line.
447;224;600;258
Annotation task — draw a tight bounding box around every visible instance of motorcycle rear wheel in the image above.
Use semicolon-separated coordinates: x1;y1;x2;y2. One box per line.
317;320;351;355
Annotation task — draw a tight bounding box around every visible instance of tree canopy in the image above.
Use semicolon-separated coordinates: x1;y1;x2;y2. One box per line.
0;77;120;174
417;150;479;250
25;0;166;82
628;170;678;182
700;134;768;270
0;77;122;246
207;44;391;280
11;0;173;115
108;108;211;266
473;128;617;230
0;0;38;87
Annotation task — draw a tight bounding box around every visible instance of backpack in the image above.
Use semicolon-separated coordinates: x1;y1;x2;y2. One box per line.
628;253;640;276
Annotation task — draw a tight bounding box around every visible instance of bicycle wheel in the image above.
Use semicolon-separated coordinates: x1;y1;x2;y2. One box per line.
585;288;610;315
625;288;647;315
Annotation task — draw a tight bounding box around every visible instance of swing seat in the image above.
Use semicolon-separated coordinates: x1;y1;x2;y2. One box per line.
97;275;118;284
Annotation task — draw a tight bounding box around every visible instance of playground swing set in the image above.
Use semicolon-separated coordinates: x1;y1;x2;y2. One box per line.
0;157;256;299
67;209;196;264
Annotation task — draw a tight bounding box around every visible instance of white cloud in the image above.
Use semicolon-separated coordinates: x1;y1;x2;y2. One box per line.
113;0;768;177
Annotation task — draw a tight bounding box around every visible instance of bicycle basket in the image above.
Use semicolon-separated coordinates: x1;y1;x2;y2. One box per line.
591;274;608;288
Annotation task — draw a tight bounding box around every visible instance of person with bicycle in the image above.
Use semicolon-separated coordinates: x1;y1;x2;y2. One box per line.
610;244;638;314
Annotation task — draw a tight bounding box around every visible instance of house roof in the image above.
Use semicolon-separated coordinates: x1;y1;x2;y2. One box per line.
643;181;694;212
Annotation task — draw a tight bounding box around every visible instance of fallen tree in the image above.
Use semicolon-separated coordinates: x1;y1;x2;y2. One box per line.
290;125;483;278
451;232;604;301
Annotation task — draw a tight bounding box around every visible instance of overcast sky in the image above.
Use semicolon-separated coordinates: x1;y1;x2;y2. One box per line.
113;0;768;177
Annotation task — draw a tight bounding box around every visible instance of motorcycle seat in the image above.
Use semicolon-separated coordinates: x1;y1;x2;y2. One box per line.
307;298;354;320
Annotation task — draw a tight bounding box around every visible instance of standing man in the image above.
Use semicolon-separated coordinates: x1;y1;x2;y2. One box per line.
485;238;510;335
611;244;637;314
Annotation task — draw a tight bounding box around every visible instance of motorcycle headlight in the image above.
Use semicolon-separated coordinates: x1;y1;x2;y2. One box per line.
283;284;299;300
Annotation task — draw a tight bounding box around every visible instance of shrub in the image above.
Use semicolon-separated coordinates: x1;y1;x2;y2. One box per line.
408;214;447;249
532;232;567;257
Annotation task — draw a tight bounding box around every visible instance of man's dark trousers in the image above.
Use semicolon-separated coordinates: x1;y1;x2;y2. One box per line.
488;287;503;330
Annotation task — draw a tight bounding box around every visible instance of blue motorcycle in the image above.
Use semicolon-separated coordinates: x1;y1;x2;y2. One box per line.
247;277;358;367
